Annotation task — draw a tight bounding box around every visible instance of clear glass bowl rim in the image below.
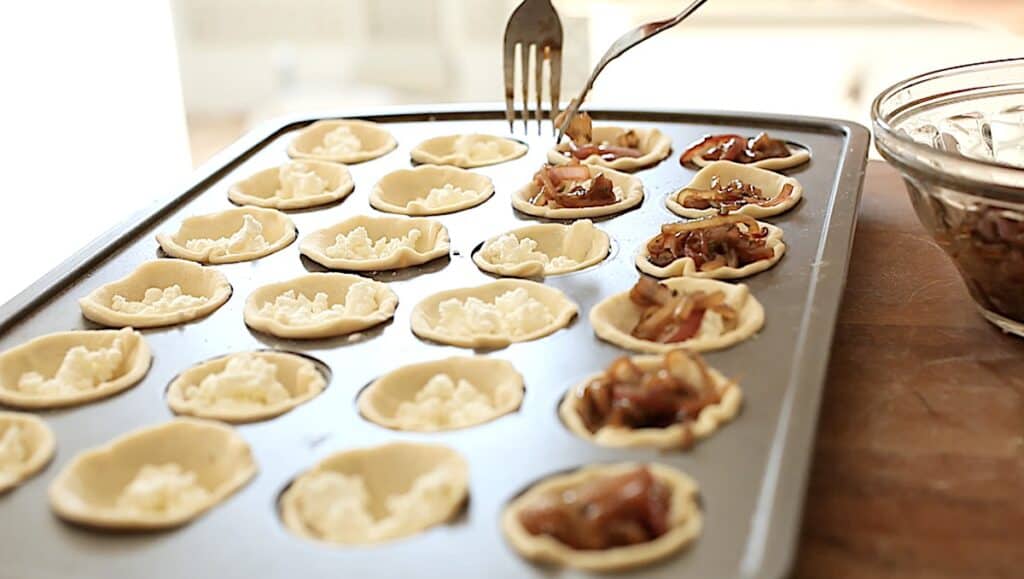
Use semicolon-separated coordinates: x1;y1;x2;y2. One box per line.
871;57;1024;199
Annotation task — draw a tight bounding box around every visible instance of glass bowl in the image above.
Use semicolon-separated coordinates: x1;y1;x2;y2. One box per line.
872;58;1024;336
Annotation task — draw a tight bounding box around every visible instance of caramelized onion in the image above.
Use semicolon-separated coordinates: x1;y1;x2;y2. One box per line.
570;144;643;161
577;349;723;435
677;176;788;212
647;215;774;270
679;132;793;165
531;163;618;209
628;278;738;344
517;467;671;550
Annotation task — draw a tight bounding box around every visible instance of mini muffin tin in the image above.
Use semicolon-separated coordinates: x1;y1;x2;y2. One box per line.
0;106;869;579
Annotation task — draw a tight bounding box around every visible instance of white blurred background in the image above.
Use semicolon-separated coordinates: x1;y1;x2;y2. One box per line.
3;0;1024;303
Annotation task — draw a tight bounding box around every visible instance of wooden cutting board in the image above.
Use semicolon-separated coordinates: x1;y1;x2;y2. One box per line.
793;161;1024;579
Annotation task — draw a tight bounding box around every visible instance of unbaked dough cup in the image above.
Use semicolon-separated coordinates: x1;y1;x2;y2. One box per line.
0;412;56;493
590;277;764;353
501;462;702;572
300;215;450;272
370;165;494;216
228;160;355;211
244;273;398;340
287;119;397;164
511;165;644;220
547;126;672;172
79;259;232;328
558;352;741;449
666;161;803;219
157;206;296;264
472;220;610;278
0;328;151;409
635;219;786;279
166;350;328;423
410;133;527;168
279;441;469;545
48;418;256;530
358;356;524;432
410;279;578;349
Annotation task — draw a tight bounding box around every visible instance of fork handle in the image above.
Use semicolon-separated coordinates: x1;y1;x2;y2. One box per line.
557;0;710;140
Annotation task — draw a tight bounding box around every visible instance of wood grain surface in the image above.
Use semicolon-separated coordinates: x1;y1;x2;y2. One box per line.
793;161;1024;579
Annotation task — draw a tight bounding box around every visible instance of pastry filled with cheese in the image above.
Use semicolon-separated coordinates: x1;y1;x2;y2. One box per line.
287;119;397;164
79;259;231;328
502;463;702;571
157;206;296;265
410;279;577;349
370;165;494;216
229;160;354;211
166;351;327;423
279;442;468;545
48;418;256;530
590;277;764;353
244;273;398;339
0;412;55;493
410;133;527;168
473;220;609;278
0;328;150;409
359;356;523;432
300;215;450;272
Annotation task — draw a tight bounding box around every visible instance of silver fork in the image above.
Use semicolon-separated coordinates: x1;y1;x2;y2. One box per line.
555;0;711;142
503;0;562;135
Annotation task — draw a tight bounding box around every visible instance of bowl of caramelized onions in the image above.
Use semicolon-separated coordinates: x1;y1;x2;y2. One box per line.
872;57;1024;336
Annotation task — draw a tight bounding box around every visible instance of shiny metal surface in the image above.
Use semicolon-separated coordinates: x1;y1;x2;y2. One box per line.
0;106;868;579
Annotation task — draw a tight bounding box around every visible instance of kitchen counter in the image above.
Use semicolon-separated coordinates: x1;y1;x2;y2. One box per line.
794;161;1024;579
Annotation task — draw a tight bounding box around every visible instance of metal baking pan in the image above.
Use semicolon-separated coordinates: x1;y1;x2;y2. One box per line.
0;105;869;579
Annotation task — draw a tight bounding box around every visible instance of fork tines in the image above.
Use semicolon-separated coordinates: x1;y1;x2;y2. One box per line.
503;0;563;135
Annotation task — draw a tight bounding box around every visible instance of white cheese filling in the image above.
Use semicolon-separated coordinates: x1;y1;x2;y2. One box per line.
184;214;270;255
410;184;477;211
184;354;290;409
435;288;554;338
111;285;209;315
395;374;519;430
454;135;502;162
292;463;462;543
313;126;362;156
116;463;210;514
325;226;423;260
259;282;380;325
277;162;329;199
480;234;578;270
0;426;27;480
17;330;128;395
